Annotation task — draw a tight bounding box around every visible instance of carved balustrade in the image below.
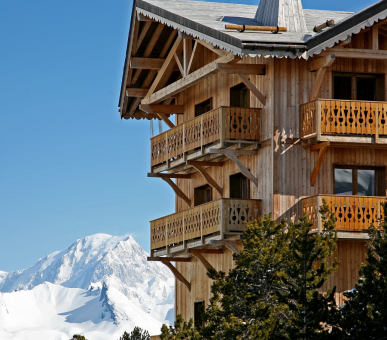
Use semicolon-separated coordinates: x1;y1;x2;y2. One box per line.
302;195;385;232
150;199;262;251
301;99;387;140
151;107;261;168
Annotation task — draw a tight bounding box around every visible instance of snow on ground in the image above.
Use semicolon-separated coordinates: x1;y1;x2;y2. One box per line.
0;282;164;340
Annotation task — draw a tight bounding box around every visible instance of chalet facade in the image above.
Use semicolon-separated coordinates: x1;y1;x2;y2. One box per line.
118;0;387;327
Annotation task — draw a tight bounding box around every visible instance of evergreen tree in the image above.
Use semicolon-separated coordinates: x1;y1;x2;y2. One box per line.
202;214;292;340
341;202;387;340
278;201;341;340
201;202;340;340
119;327;150;340
70;335;87;340
160;314;200;340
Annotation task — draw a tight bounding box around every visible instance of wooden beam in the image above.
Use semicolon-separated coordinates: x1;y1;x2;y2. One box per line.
135;21;152;55
143;23;164;57
147;257;192;262
190;252;216;272
372;26;379;50
217;63;266;75
310;67;327;102
157;113;175;128
311;141;330;151
161;260;191;291
209;148;257;156
160;31;178;58
139;104;184;114
188;249;224;254
320;48;387;60
209;149;258;188
142;53;236;104
196;39;228;56
145;38;182;98
183;39;193;77
311;142;330;186
187;41;199;74
189;163;223;196
162;177;192;207
236;72;266;106
174;52;184;76
379;27;387;37
186;160;223;167
336;36;351;47
147;173;192;179
209;240;243;253
128;98;142;114
130;58;165;70
126;88;149;97
309;54;335;71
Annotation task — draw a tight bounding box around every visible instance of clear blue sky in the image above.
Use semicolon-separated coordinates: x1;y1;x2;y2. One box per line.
0;0;375;272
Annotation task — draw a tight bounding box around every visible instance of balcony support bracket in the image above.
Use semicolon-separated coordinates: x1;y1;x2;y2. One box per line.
188;249;223;273
209;149;258;189
310;142;330;186
210;239;243;253
148;257;191;291
148;173;192;207
310;55;335;101
236;73;266;106
157;113;175;128
187;161;223;196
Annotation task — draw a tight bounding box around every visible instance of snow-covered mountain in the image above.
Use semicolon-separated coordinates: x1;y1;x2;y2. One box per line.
0;234;175;339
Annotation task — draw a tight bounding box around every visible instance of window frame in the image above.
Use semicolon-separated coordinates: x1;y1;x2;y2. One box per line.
194;98;213;117
230;82;250;108
194;184;213;206
194;301;205;329
229;172;250;199
333;72;385;101
333;164;386;196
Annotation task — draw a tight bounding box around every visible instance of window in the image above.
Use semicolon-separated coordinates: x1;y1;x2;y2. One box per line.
230;173;250;199
194;301;205;328
334;166;385;196
195;98;212;117
230;83;250;107
194;184;212;206
333;73;384;101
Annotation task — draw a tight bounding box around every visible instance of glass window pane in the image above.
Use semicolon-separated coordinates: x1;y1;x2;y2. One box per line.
334;76;352;100
357;77;377;101
357;170;376;196
335;168;353;195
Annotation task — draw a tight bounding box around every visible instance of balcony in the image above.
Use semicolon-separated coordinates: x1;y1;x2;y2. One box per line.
302;195;385;235
150;106;261;173
301;99;387;144
150;198;261;256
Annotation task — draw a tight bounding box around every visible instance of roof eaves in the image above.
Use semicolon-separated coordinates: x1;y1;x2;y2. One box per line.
306;0;387;57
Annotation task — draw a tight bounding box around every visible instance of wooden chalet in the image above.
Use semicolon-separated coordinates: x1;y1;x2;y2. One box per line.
118;0;387;328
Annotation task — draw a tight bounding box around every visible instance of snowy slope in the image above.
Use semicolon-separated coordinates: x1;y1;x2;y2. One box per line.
0;282;163;340
0;234;175;338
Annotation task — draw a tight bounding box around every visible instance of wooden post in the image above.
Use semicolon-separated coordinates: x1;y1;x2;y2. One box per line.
220;199;225;239
316;99;322;141
375;103;380;144
220;107;225;147
317;195;323;233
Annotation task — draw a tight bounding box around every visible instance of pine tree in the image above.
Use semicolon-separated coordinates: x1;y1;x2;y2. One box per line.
201;214;292;340
70;335;87;340
160;314;201;340
277;201;341;340
119;327;150;340
341;202;387;340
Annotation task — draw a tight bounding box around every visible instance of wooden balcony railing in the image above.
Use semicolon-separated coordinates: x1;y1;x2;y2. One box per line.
150;107;261;168
302;195;385;232
301;99;387;140
150;199;261;251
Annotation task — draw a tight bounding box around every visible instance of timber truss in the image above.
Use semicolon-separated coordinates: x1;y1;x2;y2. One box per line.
120;13;267;120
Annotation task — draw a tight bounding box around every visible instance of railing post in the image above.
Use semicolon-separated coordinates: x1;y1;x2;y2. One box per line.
317;195;323;233
166;217;169;256
220;199;225;239
376;103;379;141
201;115;204;154
200;206;203;244
220;107;225;147
316;100;321;141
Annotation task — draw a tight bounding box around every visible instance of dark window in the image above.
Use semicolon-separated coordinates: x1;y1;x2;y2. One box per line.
230;173;250;199
194;301;205;329
195;98;212;117
334;166;385;196
333;73;384;101
194;184;212;206
230;83;250;107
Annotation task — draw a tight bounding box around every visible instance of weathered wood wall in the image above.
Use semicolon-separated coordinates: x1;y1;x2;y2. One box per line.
175;248;234;321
